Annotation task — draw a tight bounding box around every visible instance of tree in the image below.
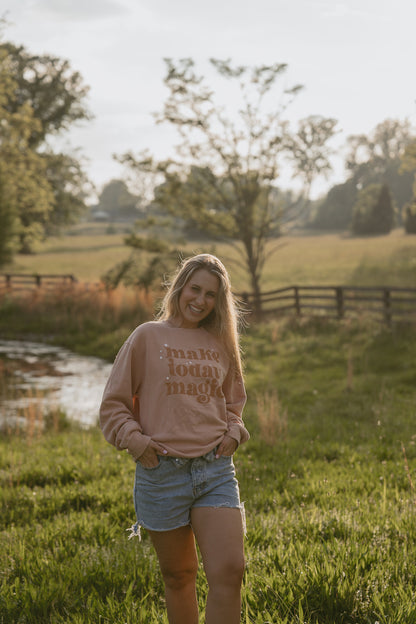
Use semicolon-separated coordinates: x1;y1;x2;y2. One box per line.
401;140;416;178
0;174;18;266
285;115;338;199
118;58;337;306
43;151;92;233
310;179;358;231
346;119;412;169
0;39;92;261
95;179;140;221
0;46;54;256
1;42;91;147
346;118;414;217
309;118;415;232
351;184;394;236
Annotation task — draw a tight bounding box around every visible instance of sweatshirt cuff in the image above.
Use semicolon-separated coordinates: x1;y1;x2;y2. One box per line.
227;425;242;446
127;432;152;461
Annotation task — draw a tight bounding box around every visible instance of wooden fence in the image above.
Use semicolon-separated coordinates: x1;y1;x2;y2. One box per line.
1;274;415;325
0;273;77;296
237;285;416;325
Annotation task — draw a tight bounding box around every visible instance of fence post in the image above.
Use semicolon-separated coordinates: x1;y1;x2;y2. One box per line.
294;286;301;315
35;274;41;287
383;288;392;325
335;287;344;319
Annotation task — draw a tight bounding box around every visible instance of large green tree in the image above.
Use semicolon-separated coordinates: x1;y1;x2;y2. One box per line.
346;118;414;217
0;46;53;259
351;183;394;236
311;118;414;232
0;40;91;261
310;179;357;231
118;58;337;304
2;42;91;147
94;179;140;221
43;151;92;234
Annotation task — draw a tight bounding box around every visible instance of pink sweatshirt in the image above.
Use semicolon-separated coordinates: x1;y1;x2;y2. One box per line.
99;321;249;460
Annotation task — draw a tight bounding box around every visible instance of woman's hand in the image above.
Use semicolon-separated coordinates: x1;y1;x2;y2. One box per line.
138;440;168;467
216;434;238;458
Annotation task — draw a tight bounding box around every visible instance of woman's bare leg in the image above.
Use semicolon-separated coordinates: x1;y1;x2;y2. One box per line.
148;525;199;624
191;507;245;624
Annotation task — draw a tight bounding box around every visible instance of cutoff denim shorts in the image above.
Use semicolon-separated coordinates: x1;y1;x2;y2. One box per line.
129;447;242;537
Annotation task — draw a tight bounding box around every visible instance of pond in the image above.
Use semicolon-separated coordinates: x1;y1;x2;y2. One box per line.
0;340;113;430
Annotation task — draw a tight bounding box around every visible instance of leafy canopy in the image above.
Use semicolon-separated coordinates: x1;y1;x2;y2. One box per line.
0;37;92;261
117;58;338;301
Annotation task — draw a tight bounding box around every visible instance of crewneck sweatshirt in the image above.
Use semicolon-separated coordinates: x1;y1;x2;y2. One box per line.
100;321;249;460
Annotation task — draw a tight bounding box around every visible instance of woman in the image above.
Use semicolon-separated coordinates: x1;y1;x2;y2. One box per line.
100;253;250;624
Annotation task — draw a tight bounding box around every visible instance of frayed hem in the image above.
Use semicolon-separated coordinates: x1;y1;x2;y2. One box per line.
126;523;142;541
127;520;193;537
127;503;247;538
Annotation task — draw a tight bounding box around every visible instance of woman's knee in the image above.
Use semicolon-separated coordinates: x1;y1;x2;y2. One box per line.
161;562;199;591
207;554;245;589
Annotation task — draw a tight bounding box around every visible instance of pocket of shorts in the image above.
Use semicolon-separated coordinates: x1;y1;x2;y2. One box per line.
217;453;233;461
137;459;161;471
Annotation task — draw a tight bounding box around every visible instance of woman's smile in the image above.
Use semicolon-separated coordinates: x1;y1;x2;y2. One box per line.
177;269;219;328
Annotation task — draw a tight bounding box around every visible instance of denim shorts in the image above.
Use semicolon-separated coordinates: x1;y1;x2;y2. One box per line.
129;447;242;537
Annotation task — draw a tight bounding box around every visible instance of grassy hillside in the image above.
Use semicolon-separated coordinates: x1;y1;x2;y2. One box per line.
1;319;416;623
3;226;416;290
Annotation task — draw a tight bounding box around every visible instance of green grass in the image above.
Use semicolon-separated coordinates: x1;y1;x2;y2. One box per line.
1;319;416;623
3;226;416;289
3;232;130;283
1;227;416;621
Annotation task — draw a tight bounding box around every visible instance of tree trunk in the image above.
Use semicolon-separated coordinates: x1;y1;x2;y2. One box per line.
246;250;263;320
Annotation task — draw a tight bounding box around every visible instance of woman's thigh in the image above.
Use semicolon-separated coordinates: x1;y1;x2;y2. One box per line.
190;507;245;584
148;525;199;581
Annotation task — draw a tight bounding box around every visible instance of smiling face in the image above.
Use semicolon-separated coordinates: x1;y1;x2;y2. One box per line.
176;268;220;329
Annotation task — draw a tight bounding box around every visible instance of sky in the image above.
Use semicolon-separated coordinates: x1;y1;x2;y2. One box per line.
1;0;415;200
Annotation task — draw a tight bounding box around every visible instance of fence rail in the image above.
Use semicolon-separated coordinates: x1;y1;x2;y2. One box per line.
0;273;77;296
237;285;416;324
1;275;415;325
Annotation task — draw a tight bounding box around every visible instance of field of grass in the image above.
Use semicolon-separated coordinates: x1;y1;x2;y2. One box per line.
1;318;416;623
1;226;416;622
3;226;416;290
3;232;130;284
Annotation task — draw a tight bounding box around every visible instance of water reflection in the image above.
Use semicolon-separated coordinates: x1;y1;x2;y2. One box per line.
0;340;112;428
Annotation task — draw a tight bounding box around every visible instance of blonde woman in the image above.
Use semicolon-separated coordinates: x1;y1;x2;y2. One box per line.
100;254;249;624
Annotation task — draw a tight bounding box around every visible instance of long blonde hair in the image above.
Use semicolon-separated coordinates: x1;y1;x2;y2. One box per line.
157;254;244;376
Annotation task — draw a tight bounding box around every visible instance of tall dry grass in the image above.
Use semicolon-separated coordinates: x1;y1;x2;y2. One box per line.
16;282;153;328
256;389;288;446
0;283;153;360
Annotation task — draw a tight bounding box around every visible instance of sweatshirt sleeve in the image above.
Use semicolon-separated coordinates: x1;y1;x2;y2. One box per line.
99;335;151;461
222;365;250;446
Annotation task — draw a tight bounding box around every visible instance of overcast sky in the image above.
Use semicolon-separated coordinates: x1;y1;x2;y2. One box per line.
1;0;415;199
